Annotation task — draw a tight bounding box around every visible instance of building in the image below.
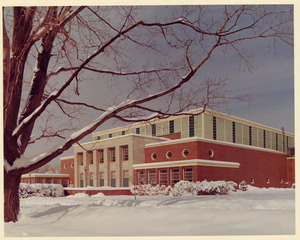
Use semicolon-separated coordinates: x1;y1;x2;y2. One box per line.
61;108;295;188
21;173;70;187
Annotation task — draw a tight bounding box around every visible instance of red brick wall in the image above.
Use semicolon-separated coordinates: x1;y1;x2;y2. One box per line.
144;140;291;188
61;158;75;187
64;189;132;196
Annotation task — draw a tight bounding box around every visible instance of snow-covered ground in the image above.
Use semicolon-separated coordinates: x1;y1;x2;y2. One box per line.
4;187;295;237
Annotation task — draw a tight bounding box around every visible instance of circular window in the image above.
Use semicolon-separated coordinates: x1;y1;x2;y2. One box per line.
166;151;172;159
182;149;189;157
208;149;214;158
64;164;67;169
151;153;157;160
71;163;74;168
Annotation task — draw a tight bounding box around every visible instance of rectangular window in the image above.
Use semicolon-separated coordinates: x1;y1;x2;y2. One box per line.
109;133;112;138
97;136;101;140
88;151;93;165
232;122;236;143
152;124;156;136
122;131;125;135
89;173;93;186
189;116;195;137
80;173;84;187
169;120;174;134
263;130;266;148
109;147;116;162
276;133;278;151
183;168;193;181
99;172;104;186
170;168;180;186
53;178;61;184
78;152;83;165
138;170;145;185
136;128;140;134
37;177;44;183
111;171;116;187
123;170;129;187
148;170;156;186
61;178;69;187
121;145;129;161
213;116;217;140
45;177;52;184
249;126;252;146
98;149;104;163
159;169;168;186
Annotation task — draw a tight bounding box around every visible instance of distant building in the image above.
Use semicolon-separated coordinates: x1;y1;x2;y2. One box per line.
21;173;70;187
61;108;295;188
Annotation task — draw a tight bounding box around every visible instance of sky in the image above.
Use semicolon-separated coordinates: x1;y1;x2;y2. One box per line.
4;4;295;163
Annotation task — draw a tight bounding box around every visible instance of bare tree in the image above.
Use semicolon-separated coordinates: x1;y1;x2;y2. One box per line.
3;5;293;222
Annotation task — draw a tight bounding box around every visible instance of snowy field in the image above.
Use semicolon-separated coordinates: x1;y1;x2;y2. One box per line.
4;187;295;237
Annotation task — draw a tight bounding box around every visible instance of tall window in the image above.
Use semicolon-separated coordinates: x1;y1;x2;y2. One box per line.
213;116;217;140
88;151;93;165
111;171;116;187
249;126;252;146
123;170;129;187
232;122;236;143
189;116;195;137
263;130;266;148
109;133;112;138
276;133;278;151
80;173;84;187
121;145;129;161
78;153;83;165
122;130;125;135
99;172;104;186
45;177;52;184
97;136;100;140
98;149;104;163
169;120;174;134
89;172;94;186
170;168;180;186
136;128;140;134
159;169;168;186
183;168;193;181
109;148;116;162
148;170;156;186
152;124;156;136
138;170;145;185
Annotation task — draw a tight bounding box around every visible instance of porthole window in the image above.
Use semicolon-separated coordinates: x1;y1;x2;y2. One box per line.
209;149;214;158
64;164;67;169
182;149;189;157
166;151;172;159
71;163;74;168
151;153;157;160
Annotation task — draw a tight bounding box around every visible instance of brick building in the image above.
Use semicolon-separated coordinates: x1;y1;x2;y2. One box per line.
61;108;295;188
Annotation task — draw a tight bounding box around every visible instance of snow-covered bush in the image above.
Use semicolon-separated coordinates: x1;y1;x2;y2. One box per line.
130;184;172;196
19;183;64;198
239;180;248;191
132;180;238;196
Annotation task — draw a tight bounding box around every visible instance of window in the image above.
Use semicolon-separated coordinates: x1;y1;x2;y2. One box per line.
109;133;112;138
88;151;93;165
170;168;180;186
209;149;214;158
232;122;236;143
123;170;129;187
166;151;172;159
159;169;168;186
276;133;278;151
152;124;156;136
182;149;189;157
136;128;140;134
122;131;125;135
263;130;266;148
109;148;116;162
249;126;252;146
183;168;193;181
97;136;101;140
89;173;94;186
98;149;104;163
151;153;157;160
37;177;44;183
121;145;129;161
64;163;67;169
78;153;83;165
71;163;74;168
99;172;104;186
111;171;116;187
148;170;156;186
189;116;194;137
45;177;52;184
80;173;84;187
54;178;61;184
169;120;174;134
138;170;145;185
213;116;217;140
62;178;69;187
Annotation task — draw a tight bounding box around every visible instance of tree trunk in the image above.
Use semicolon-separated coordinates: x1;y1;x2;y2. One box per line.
4;170;21;222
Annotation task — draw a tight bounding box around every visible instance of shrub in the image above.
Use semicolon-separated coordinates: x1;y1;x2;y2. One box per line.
130;184;172;196
19;183;64;198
